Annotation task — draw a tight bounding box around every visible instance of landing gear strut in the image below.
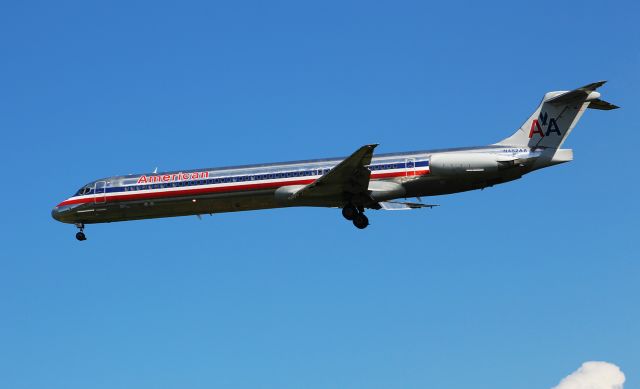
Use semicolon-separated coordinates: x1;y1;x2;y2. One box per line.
342;204;369;229
75;223;87;241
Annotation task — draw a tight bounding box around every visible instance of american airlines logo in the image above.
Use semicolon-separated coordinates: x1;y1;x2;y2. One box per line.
137;171;210;184
528;112;561;139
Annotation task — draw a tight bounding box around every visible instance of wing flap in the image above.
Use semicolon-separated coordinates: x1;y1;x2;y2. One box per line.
378;201;439;210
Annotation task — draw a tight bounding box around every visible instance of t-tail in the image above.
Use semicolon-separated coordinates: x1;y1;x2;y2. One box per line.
497;81;619;149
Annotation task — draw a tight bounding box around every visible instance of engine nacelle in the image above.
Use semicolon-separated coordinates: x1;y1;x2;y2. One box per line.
274;185;306;205
430;153;504;176
368;181;406;201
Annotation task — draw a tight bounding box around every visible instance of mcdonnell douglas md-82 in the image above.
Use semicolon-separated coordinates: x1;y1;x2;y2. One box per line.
53;81;617;241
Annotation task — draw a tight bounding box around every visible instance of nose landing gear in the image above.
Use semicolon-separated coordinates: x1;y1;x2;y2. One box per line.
75;223;87;241
342;204;369;229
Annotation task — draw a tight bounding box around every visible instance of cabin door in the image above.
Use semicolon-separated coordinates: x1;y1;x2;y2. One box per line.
405;158;416;177
94;181;106;204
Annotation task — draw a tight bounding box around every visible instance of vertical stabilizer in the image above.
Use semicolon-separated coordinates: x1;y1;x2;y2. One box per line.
497;81;618;149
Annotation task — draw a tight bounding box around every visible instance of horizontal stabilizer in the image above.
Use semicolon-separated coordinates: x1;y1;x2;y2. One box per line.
546;80;608;105
378;201;438;210
588;98;619;110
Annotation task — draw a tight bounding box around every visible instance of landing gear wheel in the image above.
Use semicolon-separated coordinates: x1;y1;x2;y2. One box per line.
341;205;358;221
352;213;369;229
75;223;87;241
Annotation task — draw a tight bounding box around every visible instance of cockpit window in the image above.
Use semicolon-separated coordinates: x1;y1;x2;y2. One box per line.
75;186;92;196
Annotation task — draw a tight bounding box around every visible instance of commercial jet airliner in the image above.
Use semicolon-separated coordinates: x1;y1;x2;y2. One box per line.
52;81;617;240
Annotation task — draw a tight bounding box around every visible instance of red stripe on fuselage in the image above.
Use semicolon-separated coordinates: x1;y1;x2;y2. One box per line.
57;170;430;206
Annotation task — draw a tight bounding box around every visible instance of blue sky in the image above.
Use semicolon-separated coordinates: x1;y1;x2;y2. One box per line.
1;1;638;388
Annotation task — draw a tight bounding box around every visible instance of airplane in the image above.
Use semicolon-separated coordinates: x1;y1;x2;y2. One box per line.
52;81;618;241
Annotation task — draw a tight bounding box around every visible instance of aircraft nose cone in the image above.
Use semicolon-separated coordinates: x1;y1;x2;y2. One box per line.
52;206;62;221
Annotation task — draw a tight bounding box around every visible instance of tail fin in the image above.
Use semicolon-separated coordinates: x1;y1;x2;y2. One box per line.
497;81;619;149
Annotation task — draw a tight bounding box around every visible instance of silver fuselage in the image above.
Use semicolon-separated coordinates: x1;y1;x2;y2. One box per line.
51;145;572;225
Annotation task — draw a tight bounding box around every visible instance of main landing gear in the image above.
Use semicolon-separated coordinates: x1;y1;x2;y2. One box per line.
75;223;87;241
342;204;369;229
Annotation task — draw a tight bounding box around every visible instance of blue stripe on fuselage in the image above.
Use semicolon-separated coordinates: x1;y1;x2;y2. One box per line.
89;160;430;195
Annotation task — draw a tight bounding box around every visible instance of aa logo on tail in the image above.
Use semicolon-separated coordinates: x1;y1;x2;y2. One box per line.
528;112;561;139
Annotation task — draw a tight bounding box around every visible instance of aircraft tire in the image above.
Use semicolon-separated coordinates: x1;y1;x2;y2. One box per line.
352;213;369;229
76;232;86;241
342;205;357;221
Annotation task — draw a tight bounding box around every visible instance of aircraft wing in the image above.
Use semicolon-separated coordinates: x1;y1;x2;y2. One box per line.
290;144;378;200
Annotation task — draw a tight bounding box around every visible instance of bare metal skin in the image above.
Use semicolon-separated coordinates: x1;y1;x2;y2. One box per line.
52;81;617;240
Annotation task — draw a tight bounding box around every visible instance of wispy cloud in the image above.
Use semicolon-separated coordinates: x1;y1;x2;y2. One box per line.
552;361;625;389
